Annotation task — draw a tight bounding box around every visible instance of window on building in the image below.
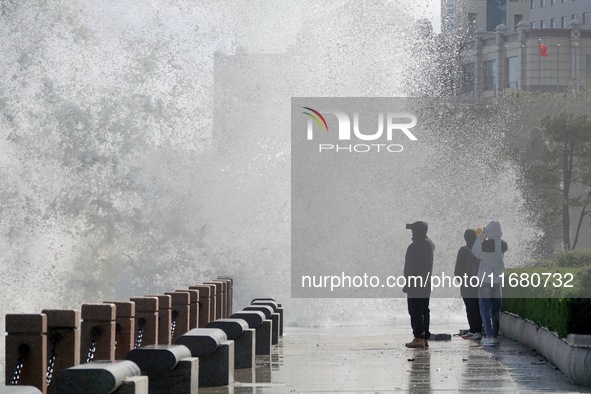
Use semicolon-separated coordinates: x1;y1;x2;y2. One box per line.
468;13;478;36
507;57;520;89
530;0;535;8
484;60;496;90
541;20;547;28
584;12;589;25
551;0;555;4
487;0;507;31
561;16;568;27
514;14;523;30
572;14;578;20
463;63;475;93
540;0;545;7
531;21;537;29
551;18;557;28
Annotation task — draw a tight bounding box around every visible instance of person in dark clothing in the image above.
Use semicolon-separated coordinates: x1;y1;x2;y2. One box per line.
403;221;435;349
454;229;482;340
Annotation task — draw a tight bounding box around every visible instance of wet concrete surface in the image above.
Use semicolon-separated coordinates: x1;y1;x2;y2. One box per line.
200;325;591;393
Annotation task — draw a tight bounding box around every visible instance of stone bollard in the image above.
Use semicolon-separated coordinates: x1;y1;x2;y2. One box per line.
174;290;199;329
251;298;283;336
0;387;43;393
175;328;234;387
203;282;223;319
213;279;229;317
188;285;214;327
218;281;228;317
103;302;135;361
230;311;271;356
144;295;172;346
206;318;254;369
243;305;278;345
277;304;284;336
129;297;159;348
251;301;281;342
126;345;198;394
5;314;47;393
80;304;116;363
55;360;147;394
217;277;233;316
165;292;190;342
41;310;80;393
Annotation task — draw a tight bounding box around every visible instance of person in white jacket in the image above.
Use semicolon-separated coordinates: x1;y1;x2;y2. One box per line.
471;220;508;347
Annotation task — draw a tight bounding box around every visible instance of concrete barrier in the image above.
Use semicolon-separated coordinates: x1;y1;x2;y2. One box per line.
206;318;255;369
0;387;43;394
55;360;147;394
126;345;198;394
3;279;281;390
251;300;283;339
175;328;234;387
500;312;591;386
243;305;279;345
231;311;271;355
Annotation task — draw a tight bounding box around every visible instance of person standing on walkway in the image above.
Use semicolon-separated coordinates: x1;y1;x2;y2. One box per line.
403;221;435;349
454;228;482;340
472;220;508;347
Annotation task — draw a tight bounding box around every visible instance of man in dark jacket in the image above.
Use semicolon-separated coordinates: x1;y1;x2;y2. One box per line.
403;221;435;348
454;229;482;340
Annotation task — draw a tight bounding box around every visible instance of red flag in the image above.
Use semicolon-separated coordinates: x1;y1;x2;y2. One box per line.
540;43;549;57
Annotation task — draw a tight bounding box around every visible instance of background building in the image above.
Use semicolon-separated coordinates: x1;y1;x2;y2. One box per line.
528;0;591;30
444;0;591;97
458;20;591;97
442;0;530;37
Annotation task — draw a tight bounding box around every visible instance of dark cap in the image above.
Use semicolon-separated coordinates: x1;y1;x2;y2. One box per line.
406;221;428;238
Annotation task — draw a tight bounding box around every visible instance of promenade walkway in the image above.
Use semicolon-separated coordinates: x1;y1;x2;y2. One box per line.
203;325;591;393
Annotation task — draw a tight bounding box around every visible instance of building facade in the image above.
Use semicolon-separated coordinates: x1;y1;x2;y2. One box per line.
528;0;591;30
458;20;591;97
442;0;530;36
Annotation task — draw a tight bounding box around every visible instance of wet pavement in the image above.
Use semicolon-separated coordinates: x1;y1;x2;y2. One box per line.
201;325;591;393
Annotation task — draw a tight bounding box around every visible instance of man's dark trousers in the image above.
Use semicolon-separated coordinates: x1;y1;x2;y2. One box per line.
407;297;431;339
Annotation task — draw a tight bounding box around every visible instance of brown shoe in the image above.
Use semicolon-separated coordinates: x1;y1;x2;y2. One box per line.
405;337;426;348
424;339;429;348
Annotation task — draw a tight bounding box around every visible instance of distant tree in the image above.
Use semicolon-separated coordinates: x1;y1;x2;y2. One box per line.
525;112;591;250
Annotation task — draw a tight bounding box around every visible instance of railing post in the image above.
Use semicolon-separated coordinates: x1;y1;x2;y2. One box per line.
5;314;47;393
189;285;213;327
144;295;172;346
41;309;80;393
175;290;199;329
165;292;190;342
217;277;233;316
129;297;159;347
103;301;135;360
203;282;223;319
80;303;116;362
